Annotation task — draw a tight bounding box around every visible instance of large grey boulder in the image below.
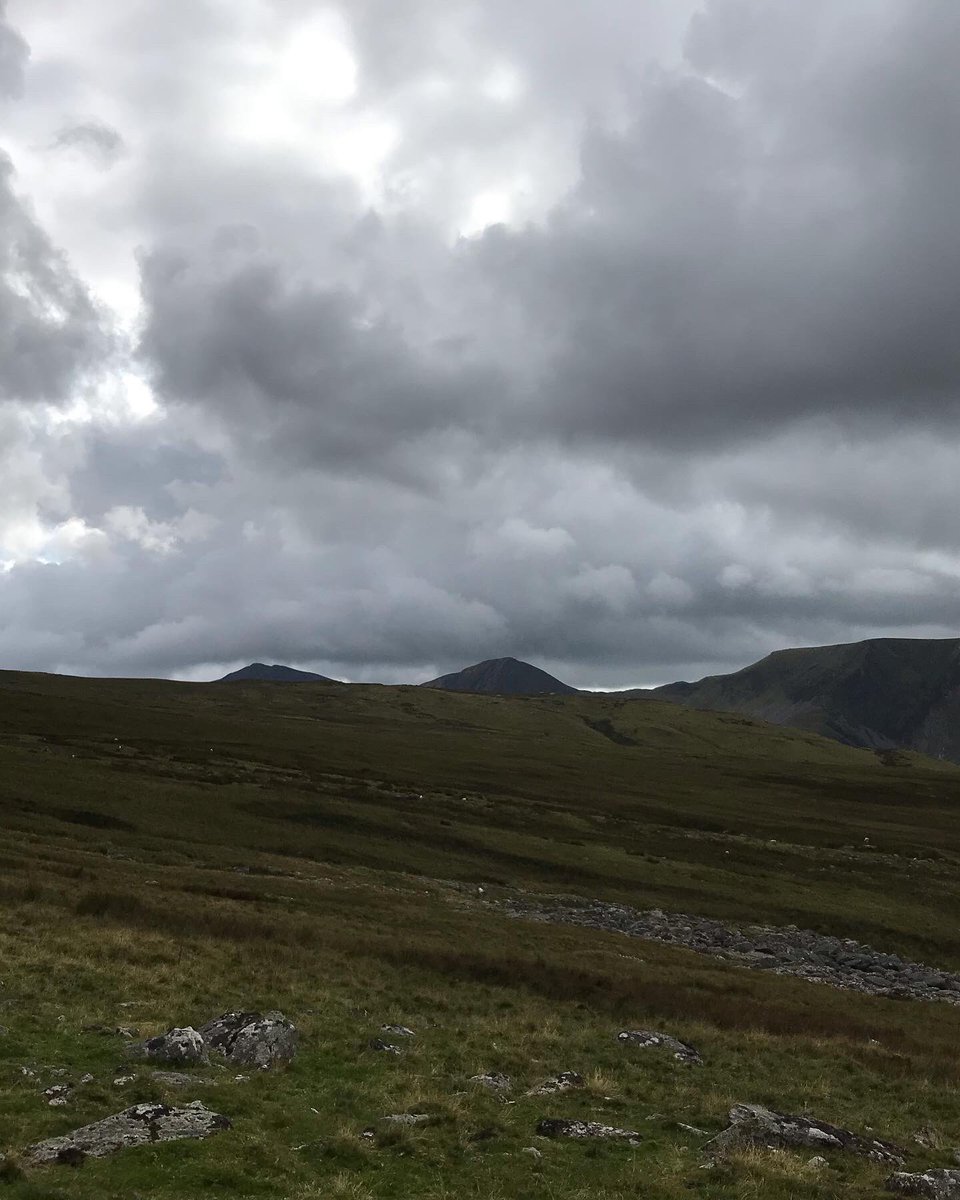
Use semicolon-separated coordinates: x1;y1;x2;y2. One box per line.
617;1029;703;1065
888;1170;960;1197
24;1101;230;1166
129;1026;207;1065
706;1103;905;1165
199;1011;297;1069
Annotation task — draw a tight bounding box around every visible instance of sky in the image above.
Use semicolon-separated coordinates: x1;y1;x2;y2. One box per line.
0;0;958;689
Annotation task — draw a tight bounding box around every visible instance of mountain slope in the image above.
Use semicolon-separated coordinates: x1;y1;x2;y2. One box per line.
421;656;578;695
654;637;960;762
218;662;334;683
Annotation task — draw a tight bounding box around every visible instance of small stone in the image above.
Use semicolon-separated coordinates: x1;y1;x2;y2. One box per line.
112;1075;137;1087
471;1072;512;1092
537;1118;641;1145
527;1071;584;1096
380;1024;416;1038
807;1155;829;1171
522;1146;543;1160
382;1113;431;1126
151;1071;211;1088
369;1039;402;1055
79;1074;95;1085
44;1085;72;1106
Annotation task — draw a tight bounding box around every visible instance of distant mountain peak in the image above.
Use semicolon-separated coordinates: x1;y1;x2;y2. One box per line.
421;657;577;696
218;662;334;683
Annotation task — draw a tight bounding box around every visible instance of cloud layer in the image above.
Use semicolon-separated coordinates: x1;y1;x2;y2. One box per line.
0;0;958;686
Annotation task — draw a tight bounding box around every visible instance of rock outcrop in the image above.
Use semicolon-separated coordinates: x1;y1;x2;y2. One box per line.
706;1103;905;1165
888;1169;960;1197
24;1102;230;1165
617;1029;702;1065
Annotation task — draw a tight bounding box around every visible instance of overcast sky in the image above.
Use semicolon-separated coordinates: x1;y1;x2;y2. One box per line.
1;0;958;688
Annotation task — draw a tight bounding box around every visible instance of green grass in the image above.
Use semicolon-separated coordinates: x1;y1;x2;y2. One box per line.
3;671;960;1197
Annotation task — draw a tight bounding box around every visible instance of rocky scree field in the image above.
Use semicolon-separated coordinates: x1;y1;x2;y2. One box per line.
3;670;960;1198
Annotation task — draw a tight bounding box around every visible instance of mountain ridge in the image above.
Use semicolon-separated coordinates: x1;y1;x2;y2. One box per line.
651;636;960;763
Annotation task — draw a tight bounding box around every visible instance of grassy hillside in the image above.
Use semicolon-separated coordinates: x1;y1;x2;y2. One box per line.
3;670;960;1198
655;636;960;762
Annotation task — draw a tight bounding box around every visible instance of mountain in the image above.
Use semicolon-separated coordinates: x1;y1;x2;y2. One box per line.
218;662;334;683
421;656;578;695
653;637;960;762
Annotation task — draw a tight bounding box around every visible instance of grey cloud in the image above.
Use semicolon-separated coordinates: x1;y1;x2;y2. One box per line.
0;1;27;98
2;0;960;688
51;120;126;167
0;155;113;403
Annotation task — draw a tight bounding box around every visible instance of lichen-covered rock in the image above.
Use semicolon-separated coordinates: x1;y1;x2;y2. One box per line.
617;1029;703;1065
706;1103;905;1165
380;1024;415;1038
887;1169;960;1197
471;1072;512;1092
130;1026;207;1065
23;1101;231;1165
527;1071;584;1096
537;1118;640;1144
199;1011;297;1069
382;1113;432;1126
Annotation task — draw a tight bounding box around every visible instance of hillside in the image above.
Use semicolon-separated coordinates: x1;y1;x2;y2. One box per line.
653;637;960;763
422;656;578;695
4;669;960;1198
218;662;335;683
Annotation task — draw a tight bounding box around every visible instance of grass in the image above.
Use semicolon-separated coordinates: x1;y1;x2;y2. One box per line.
2;670;960;1197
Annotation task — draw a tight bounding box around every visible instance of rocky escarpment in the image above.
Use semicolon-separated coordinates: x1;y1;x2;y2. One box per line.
491;896;960;1004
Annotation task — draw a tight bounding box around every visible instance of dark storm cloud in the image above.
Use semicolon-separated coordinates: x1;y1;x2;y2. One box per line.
137;0;960;465
139;247;504;475
2;0;959;686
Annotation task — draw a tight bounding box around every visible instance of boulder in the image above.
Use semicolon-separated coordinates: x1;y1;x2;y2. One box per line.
130;1026;206;1066
199;1011;297;1069
887;1169;960;1197
706;1103;905;1165
537;1118;641;1144
23;1101;231;1166
617;1029;703;1065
